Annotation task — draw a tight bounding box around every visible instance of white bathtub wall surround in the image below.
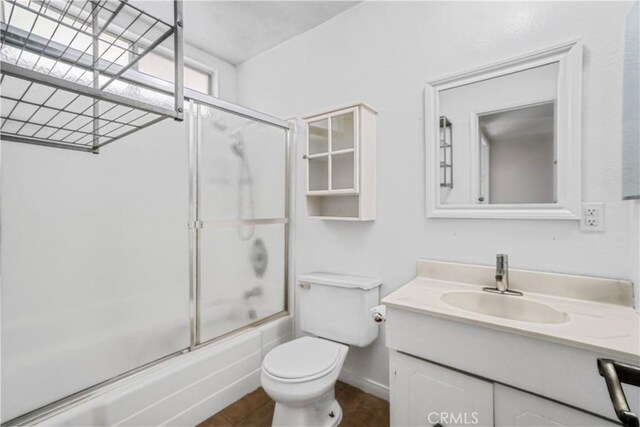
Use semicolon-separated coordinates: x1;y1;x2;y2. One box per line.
37;316;292;427
236;1;638;391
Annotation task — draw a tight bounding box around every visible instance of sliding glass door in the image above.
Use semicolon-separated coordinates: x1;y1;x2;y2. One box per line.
1;121;192;422
1;100;290;423
193;103;289;344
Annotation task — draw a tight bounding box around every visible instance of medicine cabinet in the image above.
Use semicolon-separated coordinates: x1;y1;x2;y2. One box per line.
425;40;583;219
304;103;377;221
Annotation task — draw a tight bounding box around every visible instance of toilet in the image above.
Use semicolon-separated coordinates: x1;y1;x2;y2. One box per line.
261;273;382;427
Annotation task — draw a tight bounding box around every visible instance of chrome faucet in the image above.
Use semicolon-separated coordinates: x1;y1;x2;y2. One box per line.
495;254;508;291
483;254;522;296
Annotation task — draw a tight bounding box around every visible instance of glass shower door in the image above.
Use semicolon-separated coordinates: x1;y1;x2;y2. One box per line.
194;104;288;344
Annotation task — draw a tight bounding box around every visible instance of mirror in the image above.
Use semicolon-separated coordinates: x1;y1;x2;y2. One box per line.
426;41;582;219
476;101;556;204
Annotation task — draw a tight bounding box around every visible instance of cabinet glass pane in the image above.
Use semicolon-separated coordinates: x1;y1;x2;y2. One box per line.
308;156;329;191
331;152;355;190
199;106;286;221
308;119;329;155
199;224;285;342
331;112;354;151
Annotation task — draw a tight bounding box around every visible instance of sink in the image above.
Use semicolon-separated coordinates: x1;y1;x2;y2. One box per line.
441;291;570;324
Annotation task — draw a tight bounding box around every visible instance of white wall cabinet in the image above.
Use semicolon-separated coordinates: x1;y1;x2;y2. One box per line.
304;104;376;220
390;351;618;427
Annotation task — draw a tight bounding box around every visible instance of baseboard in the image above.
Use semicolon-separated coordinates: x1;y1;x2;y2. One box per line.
338;368;389;402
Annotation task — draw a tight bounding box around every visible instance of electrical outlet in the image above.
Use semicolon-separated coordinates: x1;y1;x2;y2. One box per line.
581;203;604;231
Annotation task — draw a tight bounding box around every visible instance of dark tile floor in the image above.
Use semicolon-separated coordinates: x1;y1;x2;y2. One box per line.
198;381;389;427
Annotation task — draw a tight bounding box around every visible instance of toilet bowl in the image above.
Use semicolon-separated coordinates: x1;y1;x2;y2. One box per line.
261;336;348;426
261;272;382;426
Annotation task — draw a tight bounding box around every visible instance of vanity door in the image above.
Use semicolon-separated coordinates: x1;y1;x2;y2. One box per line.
390;351;494;427
494;385;619;427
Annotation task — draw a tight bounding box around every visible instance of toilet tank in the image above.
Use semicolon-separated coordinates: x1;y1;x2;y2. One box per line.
298;273;382;347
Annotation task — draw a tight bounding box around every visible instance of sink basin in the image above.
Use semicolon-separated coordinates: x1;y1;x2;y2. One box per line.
441;291;570;324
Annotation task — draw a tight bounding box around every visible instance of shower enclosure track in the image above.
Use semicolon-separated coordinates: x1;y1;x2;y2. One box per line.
0;0;184;153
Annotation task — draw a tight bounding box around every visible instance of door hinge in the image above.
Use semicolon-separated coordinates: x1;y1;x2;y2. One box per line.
188;220;203;229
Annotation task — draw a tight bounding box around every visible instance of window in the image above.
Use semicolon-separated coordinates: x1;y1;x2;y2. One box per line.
1;1;216;96
1;1;131;68
136;50;216;96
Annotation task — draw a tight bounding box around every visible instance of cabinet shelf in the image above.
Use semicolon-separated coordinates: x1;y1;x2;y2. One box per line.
304;103;376;221
307;190;359;196
439;115;453;187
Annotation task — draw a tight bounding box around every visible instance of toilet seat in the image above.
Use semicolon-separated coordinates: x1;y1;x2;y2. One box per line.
263;337;343;382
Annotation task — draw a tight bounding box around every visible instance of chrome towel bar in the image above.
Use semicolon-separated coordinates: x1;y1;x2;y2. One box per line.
598;358;640;427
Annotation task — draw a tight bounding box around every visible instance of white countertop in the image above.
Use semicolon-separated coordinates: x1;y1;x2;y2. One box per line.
383;276;640;362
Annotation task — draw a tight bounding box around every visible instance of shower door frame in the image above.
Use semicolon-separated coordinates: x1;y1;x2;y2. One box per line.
187;95;293;350
4;83;293;426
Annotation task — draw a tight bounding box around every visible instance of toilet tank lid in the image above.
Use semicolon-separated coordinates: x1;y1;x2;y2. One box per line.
298;273;382;290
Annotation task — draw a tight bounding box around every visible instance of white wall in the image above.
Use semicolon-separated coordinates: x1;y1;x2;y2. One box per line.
184;42;238;101
489;137;555;204
237;1;638;390
629;201;640;312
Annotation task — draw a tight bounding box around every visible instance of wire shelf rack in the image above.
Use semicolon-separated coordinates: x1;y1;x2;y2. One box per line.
0;0;184;153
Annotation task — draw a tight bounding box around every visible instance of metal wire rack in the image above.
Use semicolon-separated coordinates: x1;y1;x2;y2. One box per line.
0;0;184;153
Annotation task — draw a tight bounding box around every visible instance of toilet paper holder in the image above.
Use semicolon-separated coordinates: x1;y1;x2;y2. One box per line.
371;305;386;323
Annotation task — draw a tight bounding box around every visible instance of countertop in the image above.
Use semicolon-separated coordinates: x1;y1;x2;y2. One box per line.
382;276;640;362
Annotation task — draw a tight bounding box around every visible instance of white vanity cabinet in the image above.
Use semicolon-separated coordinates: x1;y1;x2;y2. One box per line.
383;261;640;427
390;350;620;427
304;103;376;220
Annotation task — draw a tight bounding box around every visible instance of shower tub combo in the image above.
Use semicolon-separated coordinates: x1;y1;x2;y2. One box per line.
0;5;294;421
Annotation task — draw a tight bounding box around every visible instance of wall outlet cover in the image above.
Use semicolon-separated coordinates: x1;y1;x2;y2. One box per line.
580;203;604;232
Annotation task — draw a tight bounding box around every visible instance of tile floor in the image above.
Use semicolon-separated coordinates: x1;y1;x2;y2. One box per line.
198;381;390;427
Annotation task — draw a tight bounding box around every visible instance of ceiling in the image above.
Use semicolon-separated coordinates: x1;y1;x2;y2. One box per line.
135;1;360;65
479;102;555;145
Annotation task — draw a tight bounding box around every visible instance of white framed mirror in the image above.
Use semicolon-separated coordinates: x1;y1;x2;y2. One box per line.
425;40;583;219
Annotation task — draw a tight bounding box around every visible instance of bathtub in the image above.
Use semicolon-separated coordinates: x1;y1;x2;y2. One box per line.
37;315;292;426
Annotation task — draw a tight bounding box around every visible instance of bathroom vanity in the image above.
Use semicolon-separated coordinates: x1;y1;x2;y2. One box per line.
383;260;640;426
